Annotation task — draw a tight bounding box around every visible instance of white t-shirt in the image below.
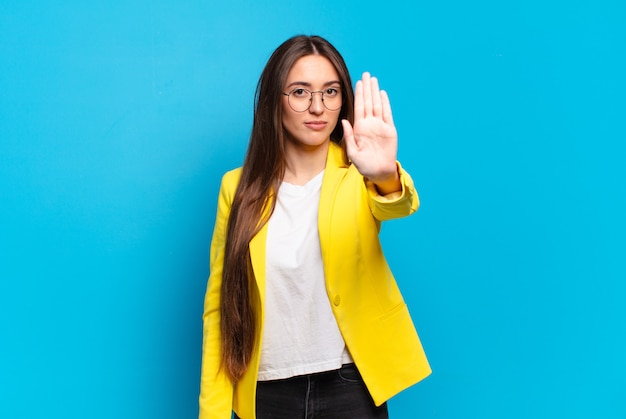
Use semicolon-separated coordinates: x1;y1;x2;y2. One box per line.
258;170;352;381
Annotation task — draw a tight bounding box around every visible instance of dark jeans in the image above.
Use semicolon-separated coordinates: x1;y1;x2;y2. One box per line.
235;364;388;419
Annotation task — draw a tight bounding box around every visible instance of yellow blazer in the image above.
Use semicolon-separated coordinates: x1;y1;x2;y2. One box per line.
199;142;431;419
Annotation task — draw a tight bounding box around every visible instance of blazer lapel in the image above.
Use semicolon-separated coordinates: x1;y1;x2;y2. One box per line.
318;142;349;265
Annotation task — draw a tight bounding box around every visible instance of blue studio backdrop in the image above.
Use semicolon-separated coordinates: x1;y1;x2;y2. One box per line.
1;1;625;418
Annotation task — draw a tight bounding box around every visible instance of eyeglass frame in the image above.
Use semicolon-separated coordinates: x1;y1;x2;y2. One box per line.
281;87;343;113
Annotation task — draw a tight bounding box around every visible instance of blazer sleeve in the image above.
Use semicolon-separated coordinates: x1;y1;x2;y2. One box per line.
364;161;420;221
199;170;239;419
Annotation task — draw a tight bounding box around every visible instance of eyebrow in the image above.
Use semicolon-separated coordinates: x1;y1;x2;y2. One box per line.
285;80;342;89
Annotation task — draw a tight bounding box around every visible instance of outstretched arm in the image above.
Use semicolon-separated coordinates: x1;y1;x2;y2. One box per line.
342;72;401;195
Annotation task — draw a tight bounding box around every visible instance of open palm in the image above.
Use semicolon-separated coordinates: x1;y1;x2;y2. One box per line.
342;72;398;184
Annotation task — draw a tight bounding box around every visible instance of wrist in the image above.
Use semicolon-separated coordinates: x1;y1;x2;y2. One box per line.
369;164;401;195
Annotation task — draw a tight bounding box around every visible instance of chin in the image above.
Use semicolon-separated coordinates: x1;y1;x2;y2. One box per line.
287;132;332;148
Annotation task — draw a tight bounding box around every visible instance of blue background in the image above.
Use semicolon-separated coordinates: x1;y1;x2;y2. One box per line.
1;1;625;418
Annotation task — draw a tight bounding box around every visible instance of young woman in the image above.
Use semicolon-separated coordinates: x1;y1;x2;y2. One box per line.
199;35;430;419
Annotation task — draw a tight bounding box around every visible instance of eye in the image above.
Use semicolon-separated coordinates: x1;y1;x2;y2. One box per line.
291;88;309;98
325;87;339;97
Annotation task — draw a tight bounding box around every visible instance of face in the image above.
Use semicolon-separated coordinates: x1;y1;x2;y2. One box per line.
281;54;342;151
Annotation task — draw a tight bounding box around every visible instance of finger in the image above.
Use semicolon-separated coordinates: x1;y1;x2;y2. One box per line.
342;119;358;154
371;76;382;117
362;72;372;116
380;90;395;126
354;80;364;120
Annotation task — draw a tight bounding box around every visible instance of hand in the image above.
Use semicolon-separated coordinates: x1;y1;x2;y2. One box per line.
342;72;401;194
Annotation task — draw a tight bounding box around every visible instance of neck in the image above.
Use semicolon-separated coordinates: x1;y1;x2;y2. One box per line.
283;140;329;185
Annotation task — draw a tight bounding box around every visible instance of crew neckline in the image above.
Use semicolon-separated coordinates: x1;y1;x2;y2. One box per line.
280;170;325;196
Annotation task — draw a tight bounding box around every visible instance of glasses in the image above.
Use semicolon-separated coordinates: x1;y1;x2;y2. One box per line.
282;87;342;112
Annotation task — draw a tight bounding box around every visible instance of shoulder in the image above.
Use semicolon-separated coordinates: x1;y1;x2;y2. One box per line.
219;167;243;193
221;167;243;186
216;167;243;206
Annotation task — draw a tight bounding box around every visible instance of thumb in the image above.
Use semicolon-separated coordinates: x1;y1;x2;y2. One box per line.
342;119;356;152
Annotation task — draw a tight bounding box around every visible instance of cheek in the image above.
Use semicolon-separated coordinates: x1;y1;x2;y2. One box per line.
282;108;299;129
281;99;294;122
329;113;341;129
281;113;297;139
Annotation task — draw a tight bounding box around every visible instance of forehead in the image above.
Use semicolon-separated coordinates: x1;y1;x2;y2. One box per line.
285;55;339;85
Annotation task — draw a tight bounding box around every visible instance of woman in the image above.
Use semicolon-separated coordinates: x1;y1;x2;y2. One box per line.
199;35;430;419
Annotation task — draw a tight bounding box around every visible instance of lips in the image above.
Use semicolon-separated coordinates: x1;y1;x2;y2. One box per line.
304;121;327;131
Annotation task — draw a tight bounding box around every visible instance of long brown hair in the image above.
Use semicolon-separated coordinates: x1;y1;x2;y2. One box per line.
220;35;354;381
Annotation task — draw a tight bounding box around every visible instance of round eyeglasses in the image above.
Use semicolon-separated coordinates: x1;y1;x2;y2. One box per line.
282;87;342;112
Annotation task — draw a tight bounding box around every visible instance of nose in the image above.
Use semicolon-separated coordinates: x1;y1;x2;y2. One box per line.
308;91;324;114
